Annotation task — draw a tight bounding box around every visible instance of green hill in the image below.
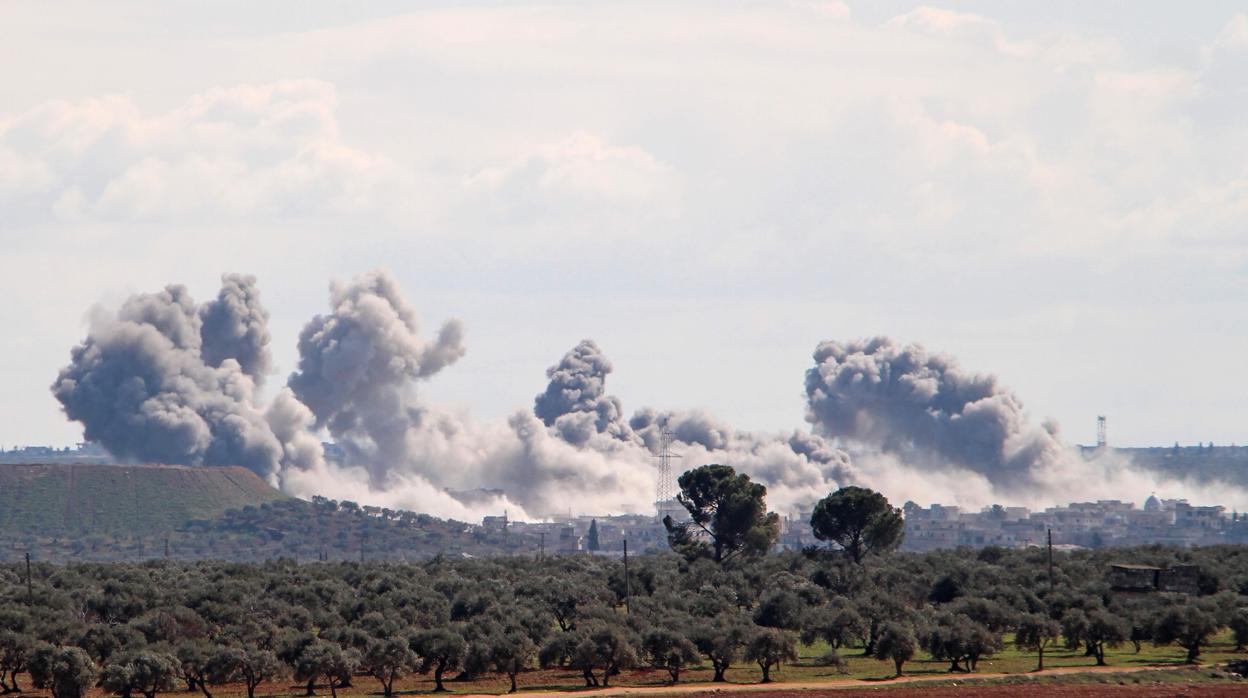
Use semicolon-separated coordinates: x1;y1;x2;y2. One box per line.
0;462;288;536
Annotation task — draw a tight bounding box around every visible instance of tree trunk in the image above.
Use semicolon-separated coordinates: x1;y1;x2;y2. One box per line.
894;658;904;677
246;679;258;698
199;678;215;698
760;662;771;683
1036;647;1044;672
306;678;316;696
508;672;517;694
1186;645;1200;664
433;664;447;692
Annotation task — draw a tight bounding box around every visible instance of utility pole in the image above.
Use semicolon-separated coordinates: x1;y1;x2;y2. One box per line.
1047;528;1054;589
164;537;170;559
539;532;545;560
622;539;631;615
25;551;34;608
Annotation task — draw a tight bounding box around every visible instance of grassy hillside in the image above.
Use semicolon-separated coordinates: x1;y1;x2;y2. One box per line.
0;462;287;536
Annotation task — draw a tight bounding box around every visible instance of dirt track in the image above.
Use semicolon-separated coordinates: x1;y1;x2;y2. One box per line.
458;664;1227;698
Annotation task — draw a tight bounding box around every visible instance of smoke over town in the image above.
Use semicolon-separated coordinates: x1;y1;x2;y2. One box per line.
52;270;1248;520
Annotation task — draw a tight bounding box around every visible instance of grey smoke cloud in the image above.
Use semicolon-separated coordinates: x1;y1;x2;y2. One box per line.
199;274;272;383
61;269;1238;520
803;336;1064;489
533;339;631;445
51;281;283;479
287;269;466;484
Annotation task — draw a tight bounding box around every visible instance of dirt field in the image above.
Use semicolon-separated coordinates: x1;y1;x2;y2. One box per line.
449;665;1238;698
7;663;1242;698
705;685;1246;698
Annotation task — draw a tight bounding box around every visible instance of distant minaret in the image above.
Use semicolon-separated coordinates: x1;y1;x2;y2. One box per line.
1096;415;1107;449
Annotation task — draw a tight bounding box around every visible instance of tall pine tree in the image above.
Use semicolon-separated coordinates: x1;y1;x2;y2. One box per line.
587;519;600;552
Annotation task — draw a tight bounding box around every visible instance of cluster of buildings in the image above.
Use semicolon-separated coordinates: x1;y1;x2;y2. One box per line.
0;442;110;464
488;496;1248;554
483;499;689;555
10;440;1248;554
888;496;1242;551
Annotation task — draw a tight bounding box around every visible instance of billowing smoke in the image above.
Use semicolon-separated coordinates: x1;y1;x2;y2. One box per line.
53;269;1248;521
287;270;466;482
803;337;1063;491
199;274;272;383
534;339;631;445
51;278;283;479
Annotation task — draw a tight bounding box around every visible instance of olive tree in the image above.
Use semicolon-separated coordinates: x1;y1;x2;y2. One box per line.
641;627;698;684
488;631;536;694
1152;603;1221;664
411;628;467;692
28;645;98;698
291;640;358;698
206;647;285;698
874;622;917;678
361;637;417;697
689;617;747;683
1015;614;1061;671
100;650;180;698
1083;610;1129;666
744;628;797;684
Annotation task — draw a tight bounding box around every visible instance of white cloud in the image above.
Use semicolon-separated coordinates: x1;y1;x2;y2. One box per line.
0;80;417;225
465;132;681;223
5;2;1248;453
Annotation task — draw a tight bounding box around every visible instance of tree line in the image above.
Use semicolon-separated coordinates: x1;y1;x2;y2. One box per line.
4;466;1248;697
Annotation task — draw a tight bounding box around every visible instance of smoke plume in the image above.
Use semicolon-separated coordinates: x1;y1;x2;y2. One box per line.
199;274;272;383
51;279;283;479
804;337;1063;491
52;269;1248;520
287;270;466;483
534;339;631;445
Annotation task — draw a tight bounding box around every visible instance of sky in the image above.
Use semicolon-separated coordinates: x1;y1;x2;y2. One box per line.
3;1;1248;451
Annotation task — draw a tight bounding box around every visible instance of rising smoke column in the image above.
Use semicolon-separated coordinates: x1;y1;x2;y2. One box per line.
533;339;632;445
531;338;857;509
199;274;272;383
625;406;856;505
51;278;283;479
286;269;466;484
803;336;1063;489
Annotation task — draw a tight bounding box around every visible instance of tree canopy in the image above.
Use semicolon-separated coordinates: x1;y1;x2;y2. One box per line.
663;464;779;564
810;486;904;563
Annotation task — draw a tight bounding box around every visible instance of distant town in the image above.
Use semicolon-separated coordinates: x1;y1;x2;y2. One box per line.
5;440;1248;554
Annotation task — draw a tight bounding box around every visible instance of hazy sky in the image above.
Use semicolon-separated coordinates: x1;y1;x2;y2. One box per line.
3;1;1248;450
